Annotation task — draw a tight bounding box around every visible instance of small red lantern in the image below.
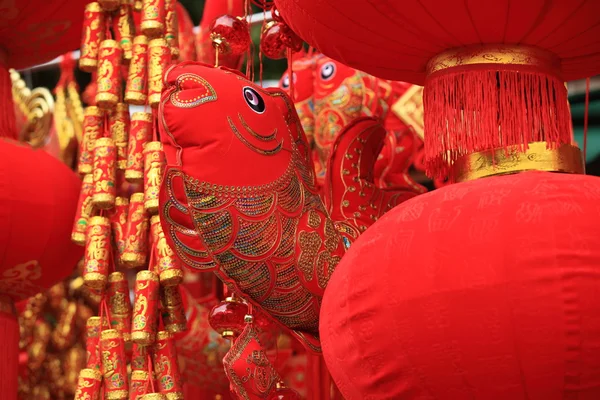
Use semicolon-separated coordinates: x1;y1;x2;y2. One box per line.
209;15;251;57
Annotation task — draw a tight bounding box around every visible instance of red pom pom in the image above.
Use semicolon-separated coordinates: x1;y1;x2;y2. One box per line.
261;21;303;60
209;15;251;56
208;296;248;338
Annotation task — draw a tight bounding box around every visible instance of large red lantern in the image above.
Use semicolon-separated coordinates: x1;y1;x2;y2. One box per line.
0;139;83;400
321;171;600;399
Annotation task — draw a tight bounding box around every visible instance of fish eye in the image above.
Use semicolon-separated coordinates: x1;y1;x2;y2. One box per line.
281;72;297;89
320;62;336;80
243;87;266;114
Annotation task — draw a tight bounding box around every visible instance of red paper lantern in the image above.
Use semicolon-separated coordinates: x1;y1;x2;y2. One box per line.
321;171;600;400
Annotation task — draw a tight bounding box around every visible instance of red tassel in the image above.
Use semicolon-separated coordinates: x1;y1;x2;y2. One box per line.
423;68;572;181
0;296;18;400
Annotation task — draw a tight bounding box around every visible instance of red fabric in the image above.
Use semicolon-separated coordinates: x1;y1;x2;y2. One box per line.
176;287;231;398
0;305;18;400
223;321;280;399
274;0;600;83
0;0;88;69
176;2;197;61
0;139;83;301
321;171;600;400
158;62;345;352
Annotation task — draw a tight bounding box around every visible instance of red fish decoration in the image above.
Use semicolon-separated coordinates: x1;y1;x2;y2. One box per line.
158;62;347;352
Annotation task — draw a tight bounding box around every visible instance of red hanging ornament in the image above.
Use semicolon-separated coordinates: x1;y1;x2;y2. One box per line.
260;21;302;60
209;15;251;57
100;329;129;399
131;270;159;345
110;196;129;267
83;216;112;290
125;35;150;105
78;106;104;175
74;368;102;400
71;173;94;246
79;2;105;73
107;272;133;343
95;40;123;110
109;103;130;170
208;295;248;340
91;137;117;210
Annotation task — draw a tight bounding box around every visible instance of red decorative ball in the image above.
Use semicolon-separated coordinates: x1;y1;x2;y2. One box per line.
268;385;301;400
261;21;303;60
209;15;251;56
321;171;600;400
208;296;248;338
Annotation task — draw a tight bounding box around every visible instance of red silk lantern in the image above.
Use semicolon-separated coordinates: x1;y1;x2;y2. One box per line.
275;0;600;181
321;171;600;400
0;139;83;301
209;15;251;57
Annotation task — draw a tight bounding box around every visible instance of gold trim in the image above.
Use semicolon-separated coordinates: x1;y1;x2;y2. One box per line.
165;393;184;400
108;272;126;282
84;273;107;290
131;331;155;345
159;270;184;286
144;199;159;213
166;323;187;334
94;137;114;148
79;368;102;381
99;39;120;50
136;270;159;281
85;2;102;12
452;141;584;182
133;35;149;45
156;330;171;340
71;232;86;245
121;253;146;268
101;329;121;340
132;112;153;122
131;370;149;380
149;37;168;48
144;141;163;152
140;394;167;400
115;196;129;206
92;193;116;209
426;44;561;76
391;85;424;140
89;216;110;226
106;390;129;399
130;192;145;202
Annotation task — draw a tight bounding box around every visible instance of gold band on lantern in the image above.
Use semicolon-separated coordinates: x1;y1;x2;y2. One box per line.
140;394;167;400
165;394;184;400
451;141;585;183
426;44;562;77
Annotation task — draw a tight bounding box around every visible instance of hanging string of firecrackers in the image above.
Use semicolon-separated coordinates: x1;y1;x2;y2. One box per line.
73;1;186;399
17;276;98;400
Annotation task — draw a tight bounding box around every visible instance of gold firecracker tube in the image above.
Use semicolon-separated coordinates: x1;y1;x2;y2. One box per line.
132;270;160;345
96;40;123;109
64;346;86;395
100;329;129;399
28;321;51;371
141;0;166;38
108;272;133;342
125;36;149;105
130;370;149;399
153;331;183;399
160;285;187;334
143;141;166;214
117;4;135;61
92;137;118;209
71;173;94;245
110;103;130;170
122;193;149;268
78;106;104;174
79;2;105;72
148;38;170;107
126;112;153;183
83;216;112;290
134;0;143;11
51;301;78;350
150;215;184;286
165;0;179;60
74;368;102;400
111;196;130;266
